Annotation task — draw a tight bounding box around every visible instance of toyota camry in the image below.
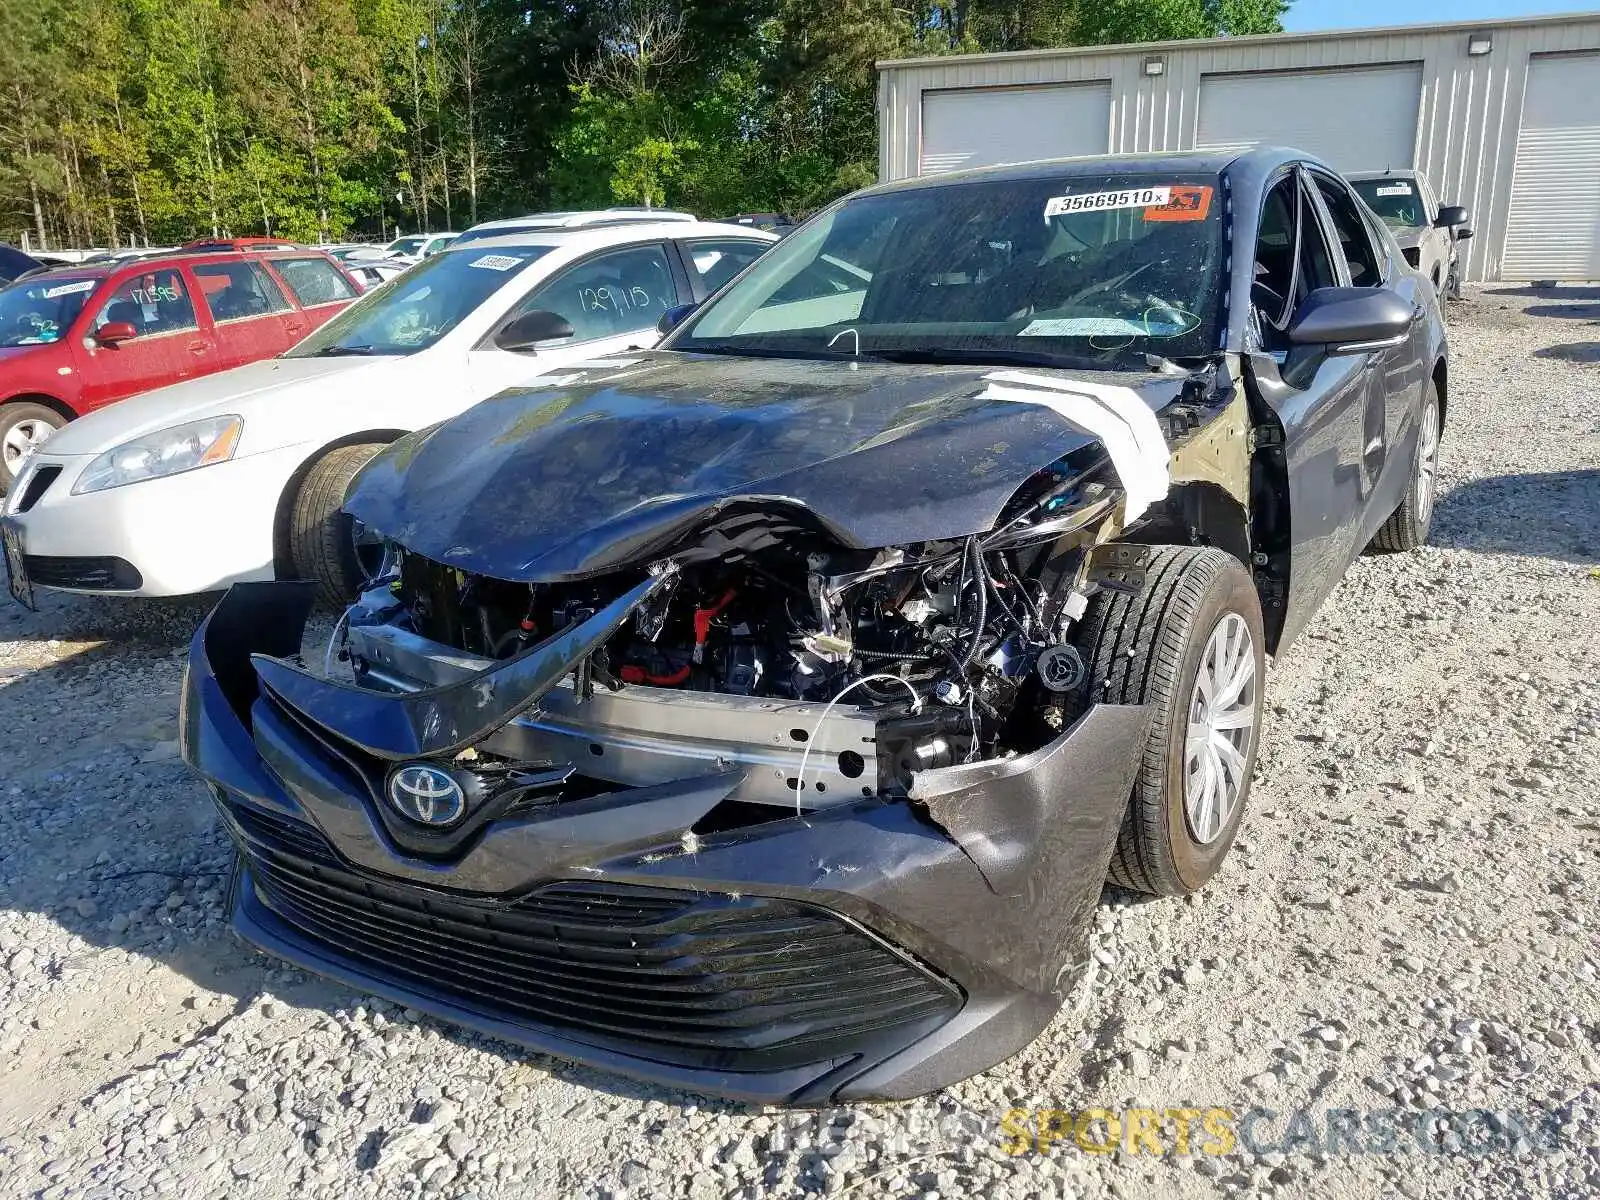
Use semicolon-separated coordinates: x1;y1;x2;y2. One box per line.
180;148;1447;1104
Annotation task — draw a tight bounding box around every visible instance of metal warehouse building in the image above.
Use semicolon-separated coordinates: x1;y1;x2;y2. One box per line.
876;12;1600;281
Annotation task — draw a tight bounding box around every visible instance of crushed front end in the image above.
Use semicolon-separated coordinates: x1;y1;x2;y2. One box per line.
181;445;1162;1102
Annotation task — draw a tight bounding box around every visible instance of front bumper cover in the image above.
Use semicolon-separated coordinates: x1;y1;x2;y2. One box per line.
181;582;1150;1104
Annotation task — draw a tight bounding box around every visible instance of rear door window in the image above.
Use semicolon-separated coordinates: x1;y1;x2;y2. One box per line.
191;261;291;323
1311;173;1383;287
682;238;769;296
272;257;357;308
92;267;198;336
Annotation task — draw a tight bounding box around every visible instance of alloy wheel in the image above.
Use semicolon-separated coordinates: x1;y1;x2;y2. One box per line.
2;419;54;469
1183;612;1258;845
1416;397;1440;528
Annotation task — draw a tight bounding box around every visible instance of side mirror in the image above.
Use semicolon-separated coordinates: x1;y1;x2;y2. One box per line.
494;309;575;353
95;321;139;347
1434;205;1469;229
1454;226;1474;242
1287;287;1413;353
657;302;698;337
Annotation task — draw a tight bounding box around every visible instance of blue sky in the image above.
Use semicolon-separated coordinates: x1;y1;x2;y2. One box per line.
1282;0;1599;31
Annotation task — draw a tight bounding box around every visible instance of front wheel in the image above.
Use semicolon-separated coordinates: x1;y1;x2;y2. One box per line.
287;442;390;608
1074;546;1267;896
0;402;66;491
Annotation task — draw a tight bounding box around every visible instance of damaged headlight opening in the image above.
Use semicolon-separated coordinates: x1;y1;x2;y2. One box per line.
73;415;243;495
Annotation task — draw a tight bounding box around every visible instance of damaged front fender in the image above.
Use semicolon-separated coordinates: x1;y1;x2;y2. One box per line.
911;704;1151;896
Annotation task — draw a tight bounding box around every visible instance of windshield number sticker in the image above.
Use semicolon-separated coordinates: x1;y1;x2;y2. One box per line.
1144;185;1213;222
42;280;97;299
469;254;522;271
1045;187;1170;218
1375;183;1413;197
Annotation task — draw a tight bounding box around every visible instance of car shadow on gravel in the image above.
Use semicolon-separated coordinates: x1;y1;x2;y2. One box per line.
1486;284;1600;301
1431;469;1600;563
1533;343;1600;364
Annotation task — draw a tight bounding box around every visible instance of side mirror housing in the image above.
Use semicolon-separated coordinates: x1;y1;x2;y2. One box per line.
494;309;575;353
657;302;698;337
95;321;139;347
1454;226;1474;242
1434;205;1469;229
1287;287;1413;353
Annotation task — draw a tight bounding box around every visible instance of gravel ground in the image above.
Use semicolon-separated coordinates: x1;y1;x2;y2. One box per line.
1;285;1597;1200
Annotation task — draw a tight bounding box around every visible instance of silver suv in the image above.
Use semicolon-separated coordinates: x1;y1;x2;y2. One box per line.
1349;169;1471;300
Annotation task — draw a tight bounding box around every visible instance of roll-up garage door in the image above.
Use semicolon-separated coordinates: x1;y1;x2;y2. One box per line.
919;83;1111;175
1195;64;1422;173
1502;53;1600;281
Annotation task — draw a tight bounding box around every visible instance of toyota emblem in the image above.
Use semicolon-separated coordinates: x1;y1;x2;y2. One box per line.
385;764;466;826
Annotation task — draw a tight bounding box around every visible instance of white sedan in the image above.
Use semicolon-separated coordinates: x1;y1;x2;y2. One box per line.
1;220;775;606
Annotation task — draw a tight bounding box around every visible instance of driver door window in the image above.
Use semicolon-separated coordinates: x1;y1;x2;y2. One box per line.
92;268;198;338
1253;175;1339;352
511;244;677;344
1310;174;1382;287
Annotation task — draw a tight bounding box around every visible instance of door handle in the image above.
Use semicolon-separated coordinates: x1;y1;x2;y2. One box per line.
285;323;306;336
187;341;208;356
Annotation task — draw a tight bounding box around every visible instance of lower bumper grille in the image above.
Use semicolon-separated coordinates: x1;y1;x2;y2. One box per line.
217;796;960;1071
24;554;142;591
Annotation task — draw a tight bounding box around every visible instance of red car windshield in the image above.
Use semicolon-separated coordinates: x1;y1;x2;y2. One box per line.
0;275;101;347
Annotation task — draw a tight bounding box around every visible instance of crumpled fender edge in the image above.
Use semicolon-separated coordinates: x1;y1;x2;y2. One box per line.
909;704;1152;895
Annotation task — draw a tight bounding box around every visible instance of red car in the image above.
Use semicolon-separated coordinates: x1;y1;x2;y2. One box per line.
0;246;360;487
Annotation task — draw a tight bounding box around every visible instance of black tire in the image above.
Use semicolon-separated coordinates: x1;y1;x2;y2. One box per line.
1073;545;1266;897
1368;379;1441;554
288;443;388;608
0;402;67;491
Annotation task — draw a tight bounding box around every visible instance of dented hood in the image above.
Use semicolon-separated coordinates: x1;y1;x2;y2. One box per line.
346;352;1181;581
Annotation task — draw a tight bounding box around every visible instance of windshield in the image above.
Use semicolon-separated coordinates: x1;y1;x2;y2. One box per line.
1351;178;1426;229
0;275;100;347
283;245;551;357
670;172;1224;369
388;236;427;256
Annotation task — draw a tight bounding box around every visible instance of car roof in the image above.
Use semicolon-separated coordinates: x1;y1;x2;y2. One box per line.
861;146;1312;197
463;209;698;234
446;220;779;254
3;246;345;287
1345;168;1427;182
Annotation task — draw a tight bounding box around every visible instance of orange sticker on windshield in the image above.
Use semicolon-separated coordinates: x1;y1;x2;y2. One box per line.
1144;186;1213;222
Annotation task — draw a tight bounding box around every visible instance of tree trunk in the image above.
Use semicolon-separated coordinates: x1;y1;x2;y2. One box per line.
465;74;478;225
410;38;429;232
111;97;150;243
100;160;119;248
15;89;48;250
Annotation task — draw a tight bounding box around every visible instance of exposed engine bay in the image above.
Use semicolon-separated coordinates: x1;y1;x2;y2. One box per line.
340;448;1137;810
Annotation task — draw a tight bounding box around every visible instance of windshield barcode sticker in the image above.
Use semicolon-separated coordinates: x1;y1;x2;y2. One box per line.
469;254;522;271
42;280;97;299
1375;184;1412;196
1045;187;1170;217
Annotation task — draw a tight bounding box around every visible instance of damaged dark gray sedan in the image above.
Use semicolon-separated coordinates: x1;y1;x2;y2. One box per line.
180;148;1447;1103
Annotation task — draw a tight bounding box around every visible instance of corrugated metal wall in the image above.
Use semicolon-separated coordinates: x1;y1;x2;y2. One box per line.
877;15;1600;281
